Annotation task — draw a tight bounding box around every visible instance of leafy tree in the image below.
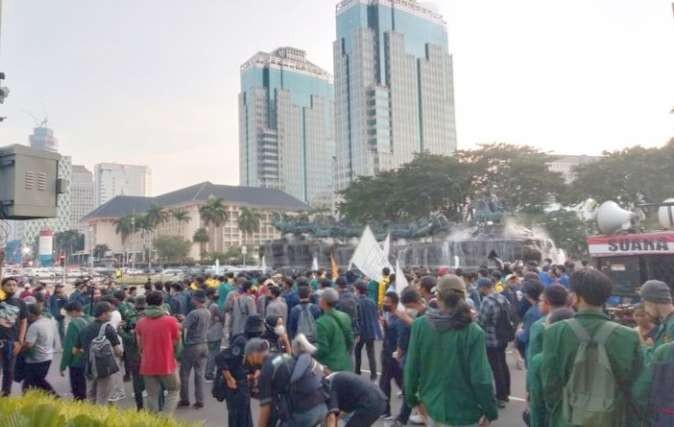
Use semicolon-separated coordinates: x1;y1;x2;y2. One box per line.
238;207;262;240
192;227;209;261
145;205;169;229
199;196;228;252
114;215;136;247
53;230;85;261
153;235;191;263
171;209;191;224
539;210;593;259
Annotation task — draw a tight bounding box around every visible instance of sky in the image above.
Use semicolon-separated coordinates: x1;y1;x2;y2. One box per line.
1;0;673;196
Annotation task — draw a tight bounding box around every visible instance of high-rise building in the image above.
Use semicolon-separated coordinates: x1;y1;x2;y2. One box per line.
239;47;334;207
70;165;94;232
94;163;151;207
29;121;59;153
333;0;457;190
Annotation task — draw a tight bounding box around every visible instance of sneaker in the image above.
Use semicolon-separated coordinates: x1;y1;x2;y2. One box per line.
497;400;507;409
193;402;204;409
516;358;524;370
409;414;426;425
204;377;214;383
396;391;403;398
177;400;190;408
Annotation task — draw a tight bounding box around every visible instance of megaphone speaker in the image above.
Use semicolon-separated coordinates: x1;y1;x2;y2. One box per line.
597;201;634;235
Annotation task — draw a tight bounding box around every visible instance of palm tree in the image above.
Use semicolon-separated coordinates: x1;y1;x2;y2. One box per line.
238;207;262;243
145;205;169;229
115;215;135;247
199;195;228;253
171;209;191;224
192;227;210;261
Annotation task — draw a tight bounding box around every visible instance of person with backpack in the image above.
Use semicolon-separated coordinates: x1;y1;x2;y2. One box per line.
59;301;91;400
325;371;387;427
315;288;354;373
178;289;211;409
205;288;225;382
380;291;406;419
354;280;381;381
265;286;289;327
541;269;643;427
478;277;514;408
225;279;257;340
74;301;123;404
246;337;330;427
289;285;321;342
405;274;498;427
335;277;360;342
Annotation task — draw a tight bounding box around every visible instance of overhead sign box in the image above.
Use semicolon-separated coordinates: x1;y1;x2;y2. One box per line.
0;144;61;219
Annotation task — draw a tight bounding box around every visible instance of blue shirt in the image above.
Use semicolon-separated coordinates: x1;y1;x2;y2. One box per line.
356;295;382;341
383;314;405;356
288;301;321;339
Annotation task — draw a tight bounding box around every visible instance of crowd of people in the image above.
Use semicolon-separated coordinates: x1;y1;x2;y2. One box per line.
0;257;673;427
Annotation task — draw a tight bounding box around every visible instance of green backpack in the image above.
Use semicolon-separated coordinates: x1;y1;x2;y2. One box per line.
562;319;620;426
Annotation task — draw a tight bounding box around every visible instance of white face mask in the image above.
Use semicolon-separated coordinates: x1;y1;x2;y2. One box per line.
405;308;419;318
274;325;286;336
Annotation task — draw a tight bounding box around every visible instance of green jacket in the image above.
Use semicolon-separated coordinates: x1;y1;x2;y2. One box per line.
527;315;546;363
60;316;91;371
528;353;546;427
541;308;643;427
367;280;379;304
404;315;498;425
315;309;354;372
650;312;674;353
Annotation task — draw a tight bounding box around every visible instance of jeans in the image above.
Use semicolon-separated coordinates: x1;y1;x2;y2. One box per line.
486;345;511;401
286;403;328;427
128;360;144;410
87;375;114;404
354;338;377;380
144;371;180;414
226;385;253;427
69;366;87;400
0;339;15;396
379;354;402;415
180;343;208;404
205;341;221;380
23;360;56;394
345;397;386;427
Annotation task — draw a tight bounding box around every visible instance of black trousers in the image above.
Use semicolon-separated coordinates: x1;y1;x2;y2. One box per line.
226;386;253;427
354;338;377;380
487;345;511;401
346;396;387;427
379;353;402;415
0;340;14;396
69;366;87;400
23;360;56;394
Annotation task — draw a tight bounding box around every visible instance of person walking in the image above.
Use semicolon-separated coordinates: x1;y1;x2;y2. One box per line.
47;283;68;341
380;291;405;418
22;304;58;394
354;280;381;381
288;285;321;341
0;277;28;396
178;290;211;409
315;288;354;373
541;269;643;427
59;301;90;400
405;274;498;427
135;291;181;414
264;286;288;327
205;288;224;382
225;280;257;340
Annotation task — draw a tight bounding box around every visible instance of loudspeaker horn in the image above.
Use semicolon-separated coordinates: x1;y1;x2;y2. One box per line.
658;198;674;230
597;201;634;234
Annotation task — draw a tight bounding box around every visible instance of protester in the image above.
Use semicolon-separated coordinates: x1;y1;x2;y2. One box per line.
205;288;225;382
22;304;58;394
264;285;288;327
541;269;643;426
640;280;674;351
418;276;438;309
325;371;387;427
60;301;90;400
378;267;391;307
0;277;28;396
74;301;123;404
315;288;354;372
135;291;181;414
335;277;360;339
527;284;568;362
354;280;381;381
632;303;655;346
405;274;498;426
225;279;257;339
380;291;405;419
516;279;544;365
178;289;211;409
47;283;68;341
217;274;233;311
477;277;513;407
288;285;321;341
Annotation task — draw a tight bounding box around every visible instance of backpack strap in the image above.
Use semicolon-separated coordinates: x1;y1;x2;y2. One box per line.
96;322;110;339
565;318;591;343
593;321;619;345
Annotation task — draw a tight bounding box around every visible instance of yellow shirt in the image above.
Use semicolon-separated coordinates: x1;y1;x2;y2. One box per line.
378;277;390;307
495;281;505;293
205;278;218;289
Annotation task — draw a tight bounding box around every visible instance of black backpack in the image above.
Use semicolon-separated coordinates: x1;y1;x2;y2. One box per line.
494;295;516;346
272;353;330;422
336;292;360;337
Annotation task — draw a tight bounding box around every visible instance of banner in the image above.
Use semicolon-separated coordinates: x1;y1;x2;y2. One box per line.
311;256;319;271
382;233;391;260
395;258;409;294
587;232;674;257
349;226;392;282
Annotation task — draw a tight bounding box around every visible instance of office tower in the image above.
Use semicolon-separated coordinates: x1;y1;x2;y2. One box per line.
239;47;334;207
94;163;151;207
70;165;94;231
334;0;457;190
29;121;59;153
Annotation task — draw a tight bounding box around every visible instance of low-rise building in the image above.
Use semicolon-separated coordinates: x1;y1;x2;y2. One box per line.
81;181;308;262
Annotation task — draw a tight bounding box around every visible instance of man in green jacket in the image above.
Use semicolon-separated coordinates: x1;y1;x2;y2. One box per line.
640;280;674;352
59;301;91;400
541;269;643;427
527;284;569;362
315;288;353;372
404;274;498;426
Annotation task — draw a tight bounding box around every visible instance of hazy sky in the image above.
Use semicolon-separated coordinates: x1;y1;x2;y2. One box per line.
1;0;673;195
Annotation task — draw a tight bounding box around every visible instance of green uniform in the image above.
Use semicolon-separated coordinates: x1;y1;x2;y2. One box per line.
404;315;498;425
59;316;91;371
652;312;674;349
367;280;379;304
527;353;546;427
527;315;546;362
541;308;643;427
217;282;232;311
315;309;354;372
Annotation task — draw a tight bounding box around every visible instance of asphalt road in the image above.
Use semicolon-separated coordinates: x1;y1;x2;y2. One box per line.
14;348;527;427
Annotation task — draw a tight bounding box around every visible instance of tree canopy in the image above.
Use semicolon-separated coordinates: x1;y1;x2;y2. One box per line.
153;235;191;263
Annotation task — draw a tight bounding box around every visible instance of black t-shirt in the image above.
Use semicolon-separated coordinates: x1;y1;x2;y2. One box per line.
329;371;386;413
258;353;291;407
0;297;27;341
75;320;120;367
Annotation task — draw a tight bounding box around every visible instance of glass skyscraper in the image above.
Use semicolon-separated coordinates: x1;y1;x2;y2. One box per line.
239;47;334;207
334;0;457;190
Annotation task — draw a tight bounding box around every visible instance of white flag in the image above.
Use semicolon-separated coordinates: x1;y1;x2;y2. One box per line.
311;256;319;271
395;258;409;294
261;255;267;272
382;233;391;260
349;226;392;282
